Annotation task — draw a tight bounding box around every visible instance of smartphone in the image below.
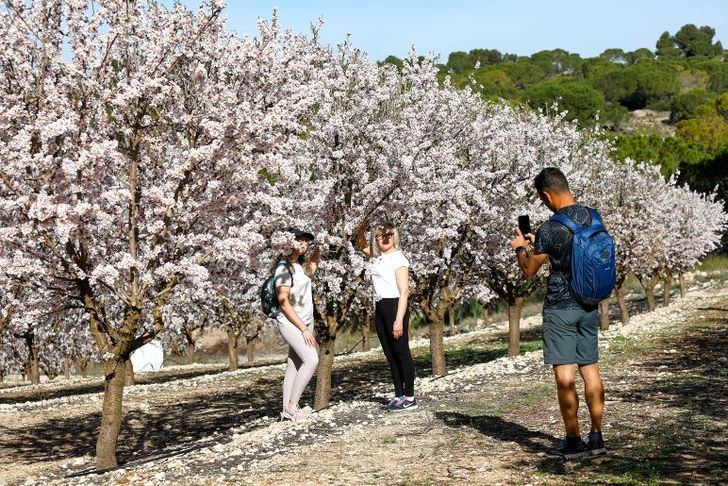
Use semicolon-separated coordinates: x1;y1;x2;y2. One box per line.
518;215;531;237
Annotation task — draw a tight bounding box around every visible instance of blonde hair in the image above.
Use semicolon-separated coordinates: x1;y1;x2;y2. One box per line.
371;223;400;257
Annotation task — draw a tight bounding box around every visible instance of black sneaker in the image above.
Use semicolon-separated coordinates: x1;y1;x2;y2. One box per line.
546;437;588;459
586;431;607;456
391;397;418;412
385;396;403;410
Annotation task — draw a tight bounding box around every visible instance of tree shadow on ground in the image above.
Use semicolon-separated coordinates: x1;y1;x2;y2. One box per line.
1;337;529;468
531;314;728;482
436;411;557;455
0;365;235;405
609;322;727;421
528;410;727;482
0;373;281;467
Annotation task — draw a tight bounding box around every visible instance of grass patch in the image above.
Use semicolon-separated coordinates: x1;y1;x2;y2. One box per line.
457;382;553;417
696;253;728;272
601;334;661;366
623;275;645;295
413;338;543;370
579;412;724;485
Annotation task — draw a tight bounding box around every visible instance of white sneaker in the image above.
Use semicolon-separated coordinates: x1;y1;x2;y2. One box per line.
280;407;309;422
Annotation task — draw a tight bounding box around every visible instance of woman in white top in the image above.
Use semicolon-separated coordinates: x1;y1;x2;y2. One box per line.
274;228;320;421
356;222;417;411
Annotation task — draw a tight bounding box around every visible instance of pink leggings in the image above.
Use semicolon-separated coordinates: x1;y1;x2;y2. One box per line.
276;318;319;408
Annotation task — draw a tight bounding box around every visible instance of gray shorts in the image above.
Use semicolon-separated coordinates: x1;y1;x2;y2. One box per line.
542;308;599;366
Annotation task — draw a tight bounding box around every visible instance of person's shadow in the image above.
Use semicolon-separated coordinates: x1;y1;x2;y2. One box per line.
436;411;557;455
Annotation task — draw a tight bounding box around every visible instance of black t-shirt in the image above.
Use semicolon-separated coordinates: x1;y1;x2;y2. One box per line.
534;204;597;312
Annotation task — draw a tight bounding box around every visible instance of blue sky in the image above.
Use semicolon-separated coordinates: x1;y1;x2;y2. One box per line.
179;1;727;61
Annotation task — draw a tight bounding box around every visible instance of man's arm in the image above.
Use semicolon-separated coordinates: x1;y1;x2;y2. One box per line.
510;228;547;278
517;248;547;277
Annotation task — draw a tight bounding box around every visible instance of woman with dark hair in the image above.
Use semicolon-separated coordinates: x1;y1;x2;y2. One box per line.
356;221;417;411
274;228;320;421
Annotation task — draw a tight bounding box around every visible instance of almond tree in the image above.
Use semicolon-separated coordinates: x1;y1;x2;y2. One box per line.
286;48;462;408
0;1;320;468
465;105;618;356
660;184;727;302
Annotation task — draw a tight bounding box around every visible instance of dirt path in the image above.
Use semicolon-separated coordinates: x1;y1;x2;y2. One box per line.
1;283;726;485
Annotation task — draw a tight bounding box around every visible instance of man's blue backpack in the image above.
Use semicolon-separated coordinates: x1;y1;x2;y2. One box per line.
551;209;616;306
260;261;293;318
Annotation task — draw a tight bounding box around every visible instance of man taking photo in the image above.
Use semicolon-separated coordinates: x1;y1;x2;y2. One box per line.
510;167;611;459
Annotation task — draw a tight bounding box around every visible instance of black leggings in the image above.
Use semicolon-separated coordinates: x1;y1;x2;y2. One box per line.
374;297;415;397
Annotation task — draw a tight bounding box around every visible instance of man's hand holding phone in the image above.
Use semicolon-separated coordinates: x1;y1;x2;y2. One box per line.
510;227;532;251
511;214;535;250
518;215;535;244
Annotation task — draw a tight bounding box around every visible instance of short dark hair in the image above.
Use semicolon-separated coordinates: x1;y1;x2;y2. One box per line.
534;167;570;194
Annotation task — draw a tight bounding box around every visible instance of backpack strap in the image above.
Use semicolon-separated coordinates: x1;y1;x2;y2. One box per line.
276;260;294;284
550;213;581;233
551;208;602;233
588;208;604;228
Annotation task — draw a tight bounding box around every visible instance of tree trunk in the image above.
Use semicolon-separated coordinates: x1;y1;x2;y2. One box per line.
64;355;71;380
361;318;371;352
227;329;239;372
314;337;336;410
96;357;127;469
615;285;630;325
485;302;495;325
75;358;89;378
186;349;195;365
245;336;256;365
663;274;673;306
644;282;656;312
507;297;525;357
599;299;610;331
448;305;457;336
28;348;40;385
428;308;447;376
679;273;686;298
124;360;134;387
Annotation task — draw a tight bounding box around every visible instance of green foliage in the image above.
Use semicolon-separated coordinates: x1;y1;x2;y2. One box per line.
380;55;404;71
673;24;724;58
656;25;723;59
591;61;681;110
387;23;722;124
599;48;627;63
523;79;605;126
717;92;728;122
689;60;728;93
445;48;513;74
581;57;621;79
472;68;517;98
676;100;728;152
625;48;654;64
498;61;545;87
446;51;472;74
612;134;708;174
656;31;684;59
670;89;715;123
530;48;582;77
